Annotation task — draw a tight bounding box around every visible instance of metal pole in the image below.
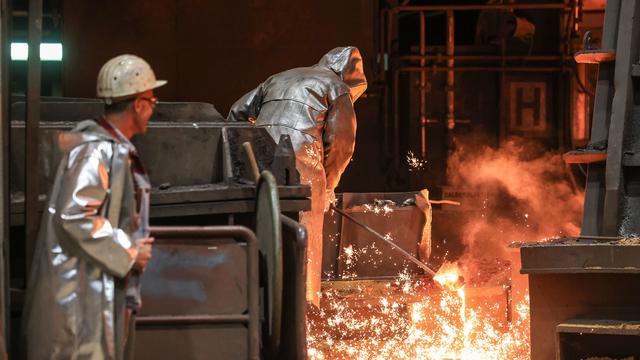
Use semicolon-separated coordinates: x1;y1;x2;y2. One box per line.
393;3;568;12
397;55;563;61
0;0;8;356
419;11;427;158
25;0;42;275
397;66;564;72
446;10;455;131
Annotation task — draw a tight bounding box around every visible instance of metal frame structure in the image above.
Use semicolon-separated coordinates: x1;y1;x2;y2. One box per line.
138;225;260;360
380;1;575;174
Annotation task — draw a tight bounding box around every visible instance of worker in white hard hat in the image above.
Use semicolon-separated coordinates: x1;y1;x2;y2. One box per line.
23;54;166;360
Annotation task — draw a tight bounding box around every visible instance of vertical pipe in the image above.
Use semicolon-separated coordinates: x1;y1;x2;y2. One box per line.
498;39;507;144
419;11;427;158
0;0;8;355
25;0;42;274
446;10;455;130
381;9;389;161
393;69;400;172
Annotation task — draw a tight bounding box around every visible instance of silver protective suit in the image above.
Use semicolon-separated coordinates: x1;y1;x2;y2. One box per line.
23;119;147;360
228;47;367;305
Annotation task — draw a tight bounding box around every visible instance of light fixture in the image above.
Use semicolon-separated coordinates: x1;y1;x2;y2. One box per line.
10;42;63;61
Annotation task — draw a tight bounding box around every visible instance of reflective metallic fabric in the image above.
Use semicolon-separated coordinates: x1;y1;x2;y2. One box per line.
23;120;143;360
228;46;367;305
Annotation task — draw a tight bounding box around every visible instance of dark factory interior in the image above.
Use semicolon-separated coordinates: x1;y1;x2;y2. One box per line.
2;0;640;359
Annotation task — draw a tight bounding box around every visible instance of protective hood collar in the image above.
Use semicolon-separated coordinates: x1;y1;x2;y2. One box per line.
317;46;368;102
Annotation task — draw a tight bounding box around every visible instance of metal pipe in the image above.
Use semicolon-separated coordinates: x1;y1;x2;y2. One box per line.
136;314;251;325
392;3;569;12
393;69;400;173
398;66;565;73
419;11;427;158
397;55;563;61
330;205;437;276
25;0;42;275
446;10;455;131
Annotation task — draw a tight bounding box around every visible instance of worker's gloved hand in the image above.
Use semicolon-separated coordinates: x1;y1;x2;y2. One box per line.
133;237;155;272
324;189;336;212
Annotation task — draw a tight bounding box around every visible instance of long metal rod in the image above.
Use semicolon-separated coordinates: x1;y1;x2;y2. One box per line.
330;205;437;276
393;68;400;173
398;55;563;61
136;314;250;325
419;11;427;158
25;0;42;275
446;10;455;131
393;3;568;12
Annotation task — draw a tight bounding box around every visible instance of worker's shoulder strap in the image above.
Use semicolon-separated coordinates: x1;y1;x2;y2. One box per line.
105;142;129;227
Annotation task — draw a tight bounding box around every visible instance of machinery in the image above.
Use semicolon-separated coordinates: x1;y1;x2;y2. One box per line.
521;0;640;358
9;98;310;359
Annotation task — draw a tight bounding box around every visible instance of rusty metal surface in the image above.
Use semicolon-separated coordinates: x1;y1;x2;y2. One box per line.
336;192;428;278
136;226;259;360
8;100;310;225
527;273;640;360
520;239;640;274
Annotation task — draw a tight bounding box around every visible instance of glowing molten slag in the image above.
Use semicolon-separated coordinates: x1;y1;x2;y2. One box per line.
433;262;464;292
308;263;530;359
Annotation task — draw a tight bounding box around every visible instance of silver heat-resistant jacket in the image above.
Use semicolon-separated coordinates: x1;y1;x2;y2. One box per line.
23;120;142;360
228;46;367;305
228;46;367;191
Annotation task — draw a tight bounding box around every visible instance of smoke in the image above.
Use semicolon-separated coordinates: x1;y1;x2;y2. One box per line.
446;137;583;265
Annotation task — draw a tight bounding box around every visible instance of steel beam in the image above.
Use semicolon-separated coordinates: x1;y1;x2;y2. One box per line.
603;0;639;235
0;0;8;356
24;0;42;274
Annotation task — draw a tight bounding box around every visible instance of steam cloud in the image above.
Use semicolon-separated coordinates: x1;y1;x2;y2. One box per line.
446;138;583;265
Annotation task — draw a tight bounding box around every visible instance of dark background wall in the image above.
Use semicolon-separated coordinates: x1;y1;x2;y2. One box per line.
60;0;386;192
61;0;378;115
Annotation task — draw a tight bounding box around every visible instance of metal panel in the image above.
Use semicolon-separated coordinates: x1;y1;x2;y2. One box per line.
603;0;640;235
136;226;260;360
520;241;640;274
527;273;640;360
337;192;427;277
139;240;248;316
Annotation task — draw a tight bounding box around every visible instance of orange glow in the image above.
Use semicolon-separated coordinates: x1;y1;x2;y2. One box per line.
307;139;580;359
433;261;464;292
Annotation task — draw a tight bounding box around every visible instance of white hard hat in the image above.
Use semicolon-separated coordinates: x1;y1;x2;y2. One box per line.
97;54;166;102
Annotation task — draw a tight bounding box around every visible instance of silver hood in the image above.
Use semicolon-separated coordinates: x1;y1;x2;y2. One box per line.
317;46;367;102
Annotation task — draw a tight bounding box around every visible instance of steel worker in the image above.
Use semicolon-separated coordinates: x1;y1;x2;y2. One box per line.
23;54;165;360
228;46;367;306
